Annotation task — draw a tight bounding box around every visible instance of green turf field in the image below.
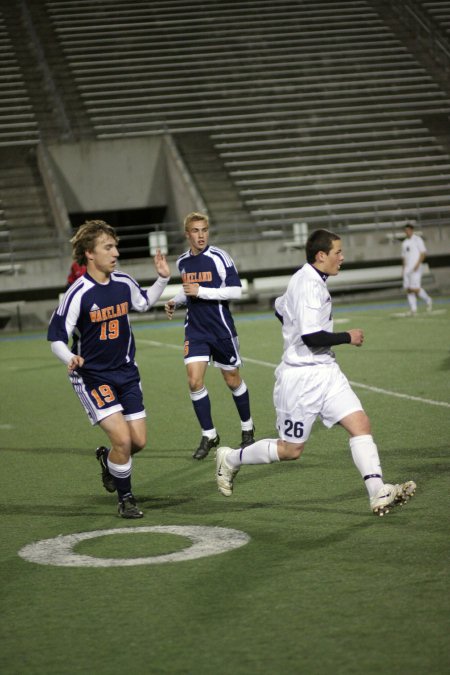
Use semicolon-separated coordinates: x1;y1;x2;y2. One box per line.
1;298;449;675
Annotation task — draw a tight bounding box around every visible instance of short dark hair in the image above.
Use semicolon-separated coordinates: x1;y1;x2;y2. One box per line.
305;229;341;264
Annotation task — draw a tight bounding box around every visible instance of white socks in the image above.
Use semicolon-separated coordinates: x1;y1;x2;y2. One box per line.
107;457;132;479
225;434;385;502
418;288;431;304
227;439;280;468
407;292;417;313
408;289;431;312
349;435;384;498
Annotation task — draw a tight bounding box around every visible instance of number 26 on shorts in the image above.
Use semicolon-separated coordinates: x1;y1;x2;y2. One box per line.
284;419;304;439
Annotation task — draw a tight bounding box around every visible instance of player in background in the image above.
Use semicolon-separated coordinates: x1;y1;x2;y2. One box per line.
165;212;254;460
216;229;416;516
48;220;171;519
65;260;86;289
401;222;432;315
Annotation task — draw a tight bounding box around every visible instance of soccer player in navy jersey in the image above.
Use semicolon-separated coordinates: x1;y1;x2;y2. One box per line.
216;229;416;516
165;212;254;459
48;220;171;519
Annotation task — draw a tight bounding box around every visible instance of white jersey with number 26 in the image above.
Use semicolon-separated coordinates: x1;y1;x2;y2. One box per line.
274;263;336;367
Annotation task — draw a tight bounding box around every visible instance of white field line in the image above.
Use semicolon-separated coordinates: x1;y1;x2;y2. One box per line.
137;339;450;409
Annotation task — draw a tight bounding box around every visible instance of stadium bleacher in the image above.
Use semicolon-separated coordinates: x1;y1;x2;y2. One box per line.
0;0;449;322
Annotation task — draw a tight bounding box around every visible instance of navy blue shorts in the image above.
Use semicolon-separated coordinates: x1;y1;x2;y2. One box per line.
184;335;242;370
69;363;146;425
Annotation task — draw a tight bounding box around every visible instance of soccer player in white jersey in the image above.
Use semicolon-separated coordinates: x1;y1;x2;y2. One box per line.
48;220;171;519
216;229;416;516
165;212;254;460
401;222;432;315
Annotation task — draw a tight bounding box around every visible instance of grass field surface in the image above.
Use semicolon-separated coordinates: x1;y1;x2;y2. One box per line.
1;298;449;674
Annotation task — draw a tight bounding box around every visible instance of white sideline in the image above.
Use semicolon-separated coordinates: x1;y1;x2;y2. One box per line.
137;338;450;409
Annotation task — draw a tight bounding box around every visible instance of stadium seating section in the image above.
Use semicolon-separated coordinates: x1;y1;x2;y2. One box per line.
0;0;449;295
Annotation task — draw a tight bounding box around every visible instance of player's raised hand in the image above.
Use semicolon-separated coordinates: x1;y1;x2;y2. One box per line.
154;248;170;278
348;328;364;347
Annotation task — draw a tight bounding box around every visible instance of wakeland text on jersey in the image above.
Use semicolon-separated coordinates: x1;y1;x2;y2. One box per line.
89;302;129;323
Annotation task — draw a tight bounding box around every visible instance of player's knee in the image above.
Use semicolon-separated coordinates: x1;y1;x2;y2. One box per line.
352;412;371;436
222;368;241;388
131;442;145;455
130;430;146;454
279;441;305;461
188;376;204;391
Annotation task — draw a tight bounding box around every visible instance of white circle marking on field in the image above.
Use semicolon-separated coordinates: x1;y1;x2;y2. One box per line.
18;525;250;567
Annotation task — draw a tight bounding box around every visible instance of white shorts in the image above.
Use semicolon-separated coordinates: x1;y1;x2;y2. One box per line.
403;270;422;289
273;361;363;443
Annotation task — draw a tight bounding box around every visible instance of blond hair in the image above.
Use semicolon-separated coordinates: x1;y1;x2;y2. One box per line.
183;211;209;232
70;220;119;265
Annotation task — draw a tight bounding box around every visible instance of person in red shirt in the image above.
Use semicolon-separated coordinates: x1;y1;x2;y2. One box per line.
66;261;87;288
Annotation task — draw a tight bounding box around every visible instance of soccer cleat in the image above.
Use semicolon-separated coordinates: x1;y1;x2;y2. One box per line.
370;481;416;516
370;484;400;516
216;446;240;497
192;434;220;460
241;426;255;449
393;480;416;505
118;495;144;519
426;299;433;312
95;446;116;493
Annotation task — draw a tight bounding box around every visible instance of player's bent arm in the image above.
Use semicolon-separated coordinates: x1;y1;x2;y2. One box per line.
172;291;188;307
50;340;84;374
302;330;351;347
416;252;426;268
165;292;187;319
51;340;74;365
197;286;242;301
274;293;287;323
303;329;364;347
146;275;171;308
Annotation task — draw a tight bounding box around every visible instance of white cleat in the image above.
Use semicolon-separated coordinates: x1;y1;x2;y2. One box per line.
426;300;433;313
216;446;239;497
393;480;417;505
370;481;416;517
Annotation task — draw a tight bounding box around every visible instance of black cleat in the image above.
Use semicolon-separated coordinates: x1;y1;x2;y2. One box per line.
192;435;220;460
241;427;255;449
95;446;116;493
118;495;143;519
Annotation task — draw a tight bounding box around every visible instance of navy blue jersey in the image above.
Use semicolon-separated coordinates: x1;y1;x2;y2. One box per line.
47;271;152;373
177;245;241;340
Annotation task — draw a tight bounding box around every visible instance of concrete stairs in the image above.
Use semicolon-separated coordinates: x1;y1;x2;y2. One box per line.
174;131;256;235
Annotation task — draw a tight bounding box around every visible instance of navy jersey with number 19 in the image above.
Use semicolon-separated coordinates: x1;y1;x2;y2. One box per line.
47;270;155;373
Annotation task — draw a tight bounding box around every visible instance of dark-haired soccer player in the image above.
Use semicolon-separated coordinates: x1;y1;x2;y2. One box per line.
165;212;254;460
48;219;170;519
216;228;416;516
401;222;432;315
